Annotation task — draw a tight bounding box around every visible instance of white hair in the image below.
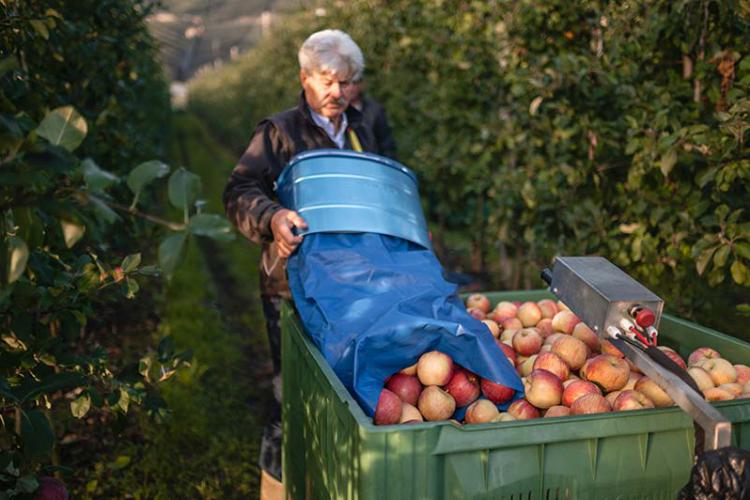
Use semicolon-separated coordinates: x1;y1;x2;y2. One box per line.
298;29;364;81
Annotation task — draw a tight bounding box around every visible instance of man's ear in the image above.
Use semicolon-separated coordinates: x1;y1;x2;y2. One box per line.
299;69;307;86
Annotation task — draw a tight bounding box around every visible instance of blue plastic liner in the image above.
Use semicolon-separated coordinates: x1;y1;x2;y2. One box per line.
286;232;524;416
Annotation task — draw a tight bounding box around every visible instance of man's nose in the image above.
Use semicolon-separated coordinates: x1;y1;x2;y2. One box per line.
330;82;342;98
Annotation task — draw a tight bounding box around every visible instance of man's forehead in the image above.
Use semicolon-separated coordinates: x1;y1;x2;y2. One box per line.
311;69;352;81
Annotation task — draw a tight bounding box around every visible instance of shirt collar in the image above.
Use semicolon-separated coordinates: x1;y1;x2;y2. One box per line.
309;108;348;149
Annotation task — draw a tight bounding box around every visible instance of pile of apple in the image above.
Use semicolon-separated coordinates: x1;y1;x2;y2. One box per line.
373;293;750;425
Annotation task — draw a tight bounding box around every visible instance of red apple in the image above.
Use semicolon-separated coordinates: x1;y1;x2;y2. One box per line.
735;364;750;385
544;405;571;418
601;340;625;358
480;378;515;404
687;347;721;366
417;351;454;386
634;377;674;407
507;399;540;420
464;399;500;424
417;386;456;421
623;371;644;391
605;390;622;406
551;336;589;371
375;388;403;425
580;354;630;392
562;380;601;407
544;333;565;346
613;390;655;411
490;301;518;323
399;402;424;423
525;369;563;409
496;339;517;366
570;393;612;415
572;322;600;352
512;328;542;356
482;319;501;338
501;317;524;332
657;346;687;370
386;373;423;406
551;310;579;334
704;387;734;401
533;351;570;381
536;318;554;338
517;301;543;327
557;300;570;312
466;307;486;321
444;368;481;407
465;293;491;313
537;299;559;319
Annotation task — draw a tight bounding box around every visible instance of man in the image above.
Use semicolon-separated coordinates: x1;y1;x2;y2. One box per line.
346;76;398;159
222;29;386;498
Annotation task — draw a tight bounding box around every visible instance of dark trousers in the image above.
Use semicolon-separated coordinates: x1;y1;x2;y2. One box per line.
259;294;283;481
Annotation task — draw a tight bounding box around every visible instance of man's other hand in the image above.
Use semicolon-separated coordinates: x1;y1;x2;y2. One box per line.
270;209;308;258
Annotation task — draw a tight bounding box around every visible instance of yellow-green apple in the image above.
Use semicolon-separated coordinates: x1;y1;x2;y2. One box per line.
688;366;715;391
490;301;518;323
375;388;403;425
518;354;538;377
544;405;571;418
517;301;543;327
572;322;600;352
634;377;674;407
703;387;735;401
465;293;491;313
500;328;518;346
480;378;515;404
552;336;589;370
533;352;570;381
417;351;454;386
494;412;516;422
464;399;500;424
399;363;417;376
507;399;541;419
482;319;501;338
399;402;423;423
735;364;750;385
524;369;563;409
537;299;559;319
694;358;737;386
562;380;601;407
444;368;481;407
580;354;630;392
613;390;655;411
551;310;579;334
417;386;456;421
385;373;423;406
688;347;721;366
513;328;543;356
570;393;612;415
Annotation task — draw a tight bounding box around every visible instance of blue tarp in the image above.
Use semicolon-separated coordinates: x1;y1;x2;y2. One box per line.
286;232;524;416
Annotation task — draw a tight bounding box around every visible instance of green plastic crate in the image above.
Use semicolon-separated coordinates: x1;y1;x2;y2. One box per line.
282;290;750;499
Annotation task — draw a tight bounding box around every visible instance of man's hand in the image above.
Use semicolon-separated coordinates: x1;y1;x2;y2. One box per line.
270;209;308;258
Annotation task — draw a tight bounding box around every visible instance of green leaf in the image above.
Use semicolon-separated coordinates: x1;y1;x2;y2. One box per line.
82;158;118;192
0;57;19;78
20;410;54;458
126;160;170;207
7;236;28;284
695;245;718;275
125;277;139;299
187;213;235;241
120;253;141;273
110;455;131;470
60;220;85;248
158;232;187;276
115;389;130;413
713;245;730;268
89;195;120;225
36;106;87;152
29;20;49;39
659;149;678;177
168;168;202;211
731;260;749;285
16;372;86;402
70;393;91;418
735;241;750;260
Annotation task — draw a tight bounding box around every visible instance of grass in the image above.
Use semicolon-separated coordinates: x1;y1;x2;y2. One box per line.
73;112;270;499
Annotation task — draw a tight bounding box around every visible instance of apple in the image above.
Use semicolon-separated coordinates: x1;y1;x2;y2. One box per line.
562;379;601;407
464;399;500;424
557;300;570;311
466;307;486;321
444;368;481;407
570;393;612;415
490;301;518;323
688;366;716;391
533;352;570;381
517;302;543;327
375;388;403;425
502;317;524;332
687;347;721;366
494;412;517;422
623;371;644;391
551;336;589;371
613;390;655;411
33;477;69;500
466;293;491;313
605;390;622;406
399;402;424;423
417;351;454;386
507;399;541;420
551;310;579;334
694;358;737;386
481;378;515;404
580;354;630;392
704;387;735;401
544;405;571;418
518;354;538;377
601;340;625;358
572;322;600;352
657;346;687;370
513;328;543;356
400;363;417;376
536;318;554;338
386;373;423;406
417;386;456;421
537;299;559;319
718;383;743;397
500;328;518;345
735;365;750;386
495;339;518;366
524;369;563;409
482;319;501;338
544;333;565;346
634;377;674;407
